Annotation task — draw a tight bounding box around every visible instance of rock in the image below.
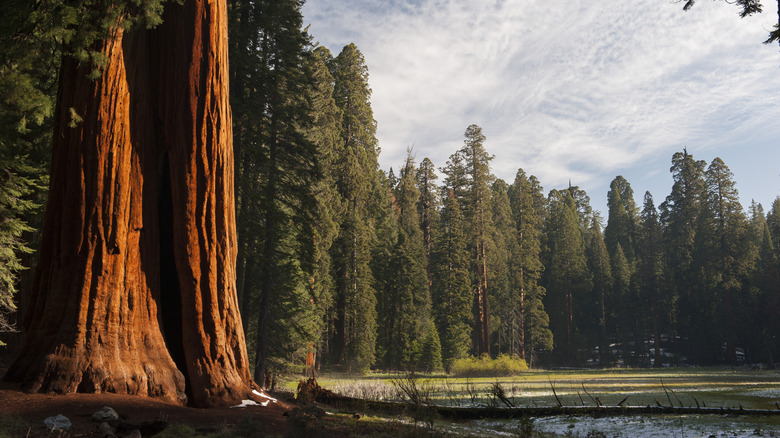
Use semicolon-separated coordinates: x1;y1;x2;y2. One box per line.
43;414;72;431
98;421;116;437
92;406;120;422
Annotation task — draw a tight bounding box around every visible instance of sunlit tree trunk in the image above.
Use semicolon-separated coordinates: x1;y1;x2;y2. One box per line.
4;0;254;408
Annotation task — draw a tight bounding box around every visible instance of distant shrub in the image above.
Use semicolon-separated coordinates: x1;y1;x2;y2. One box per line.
450;353;528;377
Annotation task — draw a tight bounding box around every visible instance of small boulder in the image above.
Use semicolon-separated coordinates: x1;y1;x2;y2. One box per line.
92;406;120;422
43;414;72;431
98;421;116;437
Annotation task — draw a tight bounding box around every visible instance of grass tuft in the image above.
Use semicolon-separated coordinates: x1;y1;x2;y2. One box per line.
450;354;528;377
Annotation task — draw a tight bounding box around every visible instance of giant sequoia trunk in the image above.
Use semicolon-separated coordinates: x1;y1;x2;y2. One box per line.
3;0;254;408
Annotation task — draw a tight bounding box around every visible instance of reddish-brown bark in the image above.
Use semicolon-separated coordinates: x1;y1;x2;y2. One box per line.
4;0;253;408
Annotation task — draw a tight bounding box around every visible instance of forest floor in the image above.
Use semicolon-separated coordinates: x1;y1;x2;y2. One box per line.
0;380;289;437
0;374;442;437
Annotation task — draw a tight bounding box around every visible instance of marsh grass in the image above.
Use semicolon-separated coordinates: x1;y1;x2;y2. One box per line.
299;367;780;411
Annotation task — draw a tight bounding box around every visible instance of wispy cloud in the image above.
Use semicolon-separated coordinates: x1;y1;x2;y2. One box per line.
303;0;780;212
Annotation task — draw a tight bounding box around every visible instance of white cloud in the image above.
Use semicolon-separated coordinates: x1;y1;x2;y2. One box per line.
303;0;780;213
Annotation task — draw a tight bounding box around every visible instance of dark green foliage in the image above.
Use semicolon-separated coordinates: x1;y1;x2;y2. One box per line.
585;218;612;366
228;0;321;383
660;149;707;360
328;43;381;372
605;176;642;365
0;2;57;341
377;154;434;371
16;0;168;78
742;201;778;364
446;124;495;356
431;190;472;371
0;163;38;341
416;157;439;288
489;179;514;356
636;192;669;367
306;46;344;373
694;158;754;365
544;189;592;364
420;323;443;373
611;244;633;363
756;199;780;364
604;176;638;264
509;170;552;366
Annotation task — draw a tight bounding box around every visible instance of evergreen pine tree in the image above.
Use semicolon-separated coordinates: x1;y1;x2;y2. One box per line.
228;0;321;384
0;0;58;343
447;124;495;356
611;243;632;364
305;46;345;374
416;157;439;289
0;162;37;341
378;154;433;370
432;189;472;370
744;201;778;364
509;169;552;366
585;217;612;366
420;322;444;372
637;192;667;367
660;149;706;360
489;179;514;355
328;43;380;372
545;189;592;364
695;158;754;365
604;176;638;263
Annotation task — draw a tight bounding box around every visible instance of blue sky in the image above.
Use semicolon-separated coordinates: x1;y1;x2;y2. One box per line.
302;0;780;216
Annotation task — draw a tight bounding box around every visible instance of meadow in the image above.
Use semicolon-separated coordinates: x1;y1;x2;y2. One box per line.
303;367;780;410
285;367;780;437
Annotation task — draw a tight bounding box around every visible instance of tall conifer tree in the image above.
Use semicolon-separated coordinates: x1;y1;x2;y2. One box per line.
695;158;754;365
228;0;320;385
305;46;344;373
637;192;667;367
0;0;58;344
509;170;552;364
452;124;495;356
432;189;472;370
744;201;777;363
604;176;638;263
660;149;706;359
545;189;592;364
377;154;434;370
489;179;515;355
585;218;612;366
416;157;439;289
328;43;380;371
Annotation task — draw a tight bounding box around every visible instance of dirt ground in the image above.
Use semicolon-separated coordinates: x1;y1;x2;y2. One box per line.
0;377;294;437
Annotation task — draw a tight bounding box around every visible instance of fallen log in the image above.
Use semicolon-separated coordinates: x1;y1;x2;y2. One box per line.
313;392;780;420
